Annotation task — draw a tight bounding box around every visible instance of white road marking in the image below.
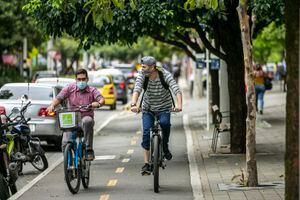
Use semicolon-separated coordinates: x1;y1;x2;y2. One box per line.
96;112;125;134
183;114;204;200
94;155;116;161
8;156;64;200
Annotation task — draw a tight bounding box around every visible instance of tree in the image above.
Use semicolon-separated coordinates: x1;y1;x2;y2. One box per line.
0;0;43;55
90;37;183;62
24;0;284;153
237;0;258;187
284;0;299;199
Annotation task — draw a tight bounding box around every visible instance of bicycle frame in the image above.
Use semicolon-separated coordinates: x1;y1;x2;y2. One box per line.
67;130;85;170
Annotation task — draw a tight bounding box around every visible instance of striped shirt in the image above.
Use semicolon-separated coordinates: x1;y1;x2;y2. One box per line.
133;69;181;112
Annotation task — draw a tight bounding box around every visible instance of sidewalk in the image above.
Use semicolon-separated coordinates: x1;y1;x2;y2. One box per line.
181;79;285;200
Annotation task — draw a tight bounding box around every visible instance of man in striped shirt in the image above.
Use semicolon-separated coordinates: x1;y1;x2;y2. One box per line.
131;56;183;175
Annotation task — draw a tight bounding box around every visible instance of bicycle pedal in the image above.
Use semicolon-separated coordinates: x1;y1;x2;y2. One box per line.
141;171;151;176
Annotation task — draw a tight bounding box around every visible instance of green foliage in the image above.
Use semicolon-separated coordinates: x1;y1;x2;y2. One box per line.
89;37;182;62
253;22;285;64
0;0;43;54
184;0;219;10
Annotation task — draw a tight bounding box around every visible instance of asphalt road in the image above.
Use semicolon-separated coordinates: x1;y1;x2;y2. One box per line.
9;103;194;200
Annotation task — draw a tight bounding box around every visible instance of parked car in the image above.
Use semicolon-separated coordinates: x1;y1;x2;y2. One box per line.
96;69;128;104
0;83;64;149
32;70;57;82
35;77;75;87
88;72;117;110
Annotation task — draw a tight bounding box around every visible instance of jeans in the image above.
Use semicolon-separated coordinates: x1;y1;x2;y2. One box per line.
142;111;171;153
255;85;265;111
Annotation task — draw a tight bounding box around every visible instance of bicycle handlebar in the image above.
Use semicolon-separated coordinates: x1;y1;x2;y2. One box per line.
55;104;93;112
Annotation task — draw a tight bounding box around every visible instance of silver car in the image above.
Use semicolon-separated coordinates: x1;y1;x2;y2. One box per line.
0;83;64;149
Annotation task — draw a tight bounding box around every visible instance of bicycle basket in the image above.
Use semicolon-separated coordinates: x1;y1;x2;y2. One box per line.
57;110;81;130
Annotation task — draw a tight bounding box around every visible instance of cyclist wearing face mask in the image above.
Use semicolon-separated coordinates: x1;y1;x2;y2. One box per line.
131;56;183;175
47;69;105;160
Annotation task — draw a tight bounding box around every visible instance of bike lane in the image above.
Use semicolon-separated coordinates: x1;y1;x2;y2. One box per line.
11;111;193;200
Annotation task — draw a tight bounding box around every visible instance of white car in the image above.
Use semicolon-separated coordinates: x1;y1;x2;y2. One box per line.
35;77;75;87
0;83;65;149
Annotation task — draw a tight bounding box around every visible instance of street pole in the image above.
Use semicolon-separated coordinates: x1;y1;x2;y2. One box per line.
205;47;210;131
219;59;230;145
47;38;54;71
22;37;27;76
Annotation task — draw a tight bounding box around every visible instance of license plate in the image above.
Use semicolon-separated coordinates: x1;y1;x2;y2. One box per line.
29;124;36;132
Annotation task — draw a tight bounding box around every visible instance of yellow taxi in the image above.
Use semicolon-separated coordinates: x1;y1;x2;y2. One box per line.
88;72;117;110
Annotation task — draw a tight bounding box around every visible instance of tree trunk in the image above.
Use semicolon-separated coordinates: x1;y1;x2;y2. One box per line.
285;0;299;198
237;0;258;187
217;3;247;153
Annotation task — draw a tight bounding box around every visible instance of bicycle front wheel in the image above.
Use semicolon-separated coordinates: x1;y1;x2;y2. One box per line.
81;159;90;189
64;143;81;194
153;135;160;193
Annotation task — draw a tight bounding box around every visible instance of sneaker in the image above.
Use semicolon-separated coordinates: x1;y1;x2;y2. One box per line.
85;149;95;161
141;163;151;175
163;151;173;160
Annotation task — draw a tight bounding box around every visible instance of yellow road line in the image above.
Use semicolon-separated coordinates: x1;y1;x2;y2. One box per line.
115;167;125;173
136;131;141;135
107;179;118;187
122;158;130;163
131;140;137;145
132;135;139;140
99;194;110;200
127;149;134;154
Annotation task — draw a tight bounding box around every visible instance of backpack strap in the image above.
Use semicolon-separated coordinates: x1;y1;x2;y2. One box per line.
140;71;175;108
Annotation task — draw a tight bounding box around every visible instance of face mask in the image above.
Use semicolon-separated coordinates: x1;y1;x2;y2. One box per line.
142;68;153;77
77;81;87;90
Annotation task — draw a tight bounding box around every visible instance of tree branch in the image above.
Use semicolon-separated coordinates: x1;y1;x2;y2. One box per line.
151;35;196;61
174;31;203;53
177;18;227;60
194;22;227;60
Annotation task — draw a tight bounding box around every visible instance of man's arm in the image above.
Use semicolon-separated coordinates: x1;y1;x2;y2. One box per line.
175;93;183;111
91;96;105;108
130;91;140;113
47;98;62;112
92;89;105;108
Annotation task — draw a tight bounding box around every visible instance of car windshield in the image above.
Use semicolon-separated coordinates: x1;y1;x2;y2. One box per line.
89;76;111;87
0;86;53;100
113;67;133;74
36;80;74;87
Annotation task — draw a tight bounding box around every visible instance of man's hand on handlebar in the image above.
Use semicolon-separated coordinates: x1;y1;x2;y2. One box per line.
91;102;102;108
131;106;140;113
172;107;182;112
46;105;55;113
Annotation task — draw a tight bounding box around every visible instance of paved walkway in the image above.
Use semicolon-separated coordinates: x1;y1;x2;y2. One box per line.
182;79;285;200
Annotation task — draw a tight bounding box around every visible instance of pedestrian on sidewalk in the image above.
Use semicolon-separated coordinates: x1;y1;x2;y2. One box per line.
254;63;266;114
130;56;183;175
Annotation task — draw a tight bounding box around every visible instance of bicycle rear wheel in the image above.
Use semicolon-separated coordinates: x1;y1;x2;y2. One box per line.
64;143;81;194
153;135;160;193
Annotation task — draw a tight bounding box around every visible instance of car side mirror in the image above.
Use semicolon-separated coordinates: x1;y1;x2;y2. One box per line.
21;94;28;101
